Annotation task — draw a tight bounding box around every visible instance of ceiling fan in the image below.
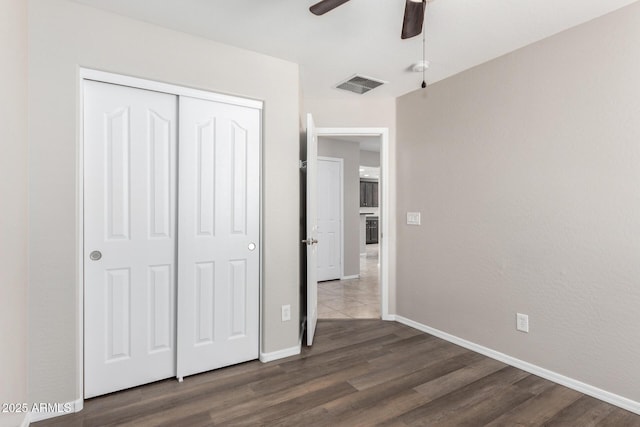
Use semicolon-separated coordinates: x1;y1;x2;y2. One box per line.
309;0;426;39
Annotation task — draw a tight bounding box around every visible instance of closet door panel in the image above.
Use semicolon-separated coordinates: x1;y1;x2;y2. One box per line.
84;81;178;398
177;96;260;379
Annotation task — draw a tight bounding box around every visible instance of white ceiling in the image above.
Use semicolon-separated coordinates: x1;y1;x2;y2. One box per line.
74;0;638;99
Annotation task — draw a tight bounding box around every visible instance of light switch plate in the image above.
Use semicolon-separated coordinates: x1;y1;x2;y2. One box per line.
406;212;421;225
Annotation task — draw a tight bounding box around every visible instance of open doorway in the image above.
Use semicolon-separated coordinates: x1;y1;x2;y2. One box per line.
315;134;383;319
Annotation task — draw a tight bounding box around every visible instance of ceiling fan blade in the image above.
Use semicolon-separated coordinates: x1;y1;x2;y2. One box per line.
401;0;425;39
310;0;351;16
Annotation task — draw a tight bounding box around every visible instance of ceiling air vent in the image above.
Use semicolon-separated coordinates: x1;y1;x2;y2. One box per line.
335;74;386;95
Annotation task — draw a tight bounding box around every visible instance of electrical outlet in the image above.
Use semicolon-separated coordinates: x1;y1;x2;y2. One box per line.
406;212;421;225
281;304;291;322
516;313;529;333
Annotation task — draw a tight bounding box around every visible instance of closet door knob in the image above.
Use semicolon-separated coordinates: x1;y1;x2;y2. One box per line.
248;243;256;251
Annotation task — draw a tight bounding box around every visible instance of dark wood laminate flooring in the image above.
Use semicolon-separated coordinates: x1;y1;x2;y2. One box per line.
35;320;640;427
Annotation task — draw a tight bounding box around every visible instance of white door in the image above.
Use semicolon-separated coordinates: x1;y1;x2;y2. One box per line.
306;114;319;345
176;96;260;379
84;81;178;398
317;158;342;281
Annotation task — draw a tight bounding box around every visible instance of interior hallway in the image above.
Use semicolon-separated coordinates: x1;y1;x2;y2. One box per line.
318;244;380;319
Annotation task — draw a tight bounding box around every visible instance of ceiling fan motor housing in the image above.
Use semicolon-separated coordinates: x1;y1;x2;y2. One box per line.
310;0;426;40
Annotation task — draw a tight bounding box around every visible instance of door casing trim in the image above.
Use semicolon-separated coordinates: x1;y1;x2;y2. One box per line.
315;127;392;320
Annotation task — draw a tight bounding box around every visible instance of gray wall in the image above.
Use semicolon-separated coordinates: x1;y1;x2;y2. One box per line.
396;2;640;402
360;150;380;167
0;1;28;426
28;0;300;405
318;137;360;277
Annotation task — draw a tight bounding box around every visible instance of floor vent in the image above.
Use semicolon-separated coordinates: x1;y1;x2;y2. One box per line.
335;74;386;95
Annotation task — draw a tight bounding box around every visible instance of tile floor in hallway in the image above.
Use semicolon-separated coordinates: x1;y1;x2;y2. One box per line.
318;243;380;319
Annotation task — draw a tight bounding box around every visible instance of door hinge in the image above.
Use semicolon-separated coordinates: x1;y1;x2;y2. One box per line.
299;160;307;170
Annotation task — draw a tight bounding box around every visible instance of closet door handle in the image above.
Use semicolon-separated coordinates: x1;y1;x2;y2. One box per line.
248;242;256;251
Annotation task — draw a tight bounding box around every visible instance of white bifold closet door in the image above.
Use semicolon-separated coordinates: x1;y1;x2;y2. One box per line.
84;81;178;398
176;96;260;379
84;80;260;397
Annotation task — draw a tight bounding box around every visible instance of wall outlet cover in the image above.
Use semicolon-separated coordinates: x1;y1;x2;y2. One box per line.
516;313;529;333
407;212;421;225
281;304;291;322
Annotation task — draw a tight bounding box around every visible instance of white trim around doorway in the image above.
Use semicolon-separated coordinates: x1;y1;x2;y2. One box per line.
315;127;392;320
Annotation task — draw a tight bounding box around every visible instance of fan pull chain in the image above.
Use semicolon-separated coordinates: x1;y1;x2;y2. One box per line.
421;0;427;89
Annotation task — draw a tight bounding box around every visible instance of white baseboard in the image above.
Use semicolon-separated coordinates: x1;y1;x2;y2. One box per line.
260;344;301;363
20;412;30;427
394;315;640;416
28;398;83;423
382;314;396;321
341;274;359;280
